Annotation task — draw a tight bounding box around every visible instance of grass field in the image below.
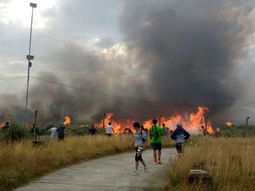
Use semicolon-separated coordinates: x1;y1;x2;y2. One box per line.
166;137;255;191
0;135;172;191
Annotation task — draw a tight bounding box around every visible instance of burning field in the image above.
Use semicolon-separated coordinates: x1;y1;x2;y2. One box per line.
96;106;213;135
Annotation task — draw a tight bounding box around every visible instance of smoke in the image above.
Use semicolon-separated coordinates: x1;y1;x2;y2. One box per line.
27;39;152;124
1;0;254;125
119;0;255;122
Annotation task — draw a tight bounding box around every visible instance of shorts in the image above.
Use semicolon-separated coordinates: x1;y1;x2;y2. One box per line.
151;143;162;151
105;133;112;137
135;147;143;161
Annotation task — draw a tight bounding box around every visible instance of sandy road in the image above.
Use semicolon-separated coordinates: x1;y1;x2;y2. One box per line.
16;148;176;191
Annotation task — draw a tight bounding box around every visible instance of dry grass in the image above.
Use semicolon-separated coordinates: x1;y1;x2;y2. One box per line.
0;135;172;191
166;137;255;191
0;135;134;191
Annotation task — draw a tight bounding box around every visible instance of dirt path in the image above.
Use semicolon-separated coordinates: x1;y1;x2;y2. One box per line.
16;148;176;191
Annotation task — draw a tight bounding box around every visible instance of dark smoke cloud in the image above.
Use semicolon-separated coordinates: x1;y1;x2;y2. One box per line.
120;0;255;121
27;39;152;124
2;0;254;125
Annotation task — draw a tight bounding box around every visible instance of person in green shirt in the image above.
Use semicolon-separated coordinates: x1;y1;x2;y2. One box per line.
149;119;163;164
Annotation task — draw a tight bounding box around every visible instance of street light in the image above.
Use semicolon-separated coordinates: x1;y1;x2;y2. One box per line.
25;2;37;127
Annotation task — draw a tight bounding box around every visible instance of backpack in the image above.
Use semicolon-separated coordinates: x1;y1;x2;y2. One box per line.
141;130;146;142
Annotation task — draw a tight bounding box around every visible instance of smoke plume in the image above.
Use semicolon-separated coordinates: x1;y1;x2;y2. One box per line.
2;0;255;125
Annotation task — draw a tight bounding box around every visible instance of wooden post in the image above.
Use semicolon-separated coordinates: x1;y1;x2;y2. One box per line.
159;115;162;127
33;110;38;142
102;113;106;128
204;115;208;135
246;116;250;129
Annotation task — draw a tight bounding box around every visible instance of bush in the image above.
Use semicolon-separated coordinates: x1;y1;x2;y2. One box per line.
0;122;28;142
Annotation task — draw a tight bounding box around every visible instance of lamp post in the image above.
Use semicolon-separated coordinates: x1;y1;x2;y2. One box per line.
25;2;37;127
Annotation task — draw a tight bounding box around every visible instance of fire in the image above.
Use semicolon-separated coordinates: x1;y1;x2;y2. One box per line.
158;106;214;134
225;121;233;127
96;106;214;135
97;113;135;134
63;116;71;126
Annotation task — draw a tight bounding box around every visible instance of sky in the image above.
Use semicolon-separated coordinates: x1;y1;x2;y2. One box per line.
0;0;255;125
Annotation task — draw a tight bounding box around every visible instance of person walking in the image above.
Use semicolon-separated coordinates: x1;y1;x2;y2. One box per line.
149;119;163;164
162;123;169;136
132;122;147;175
49;125;58;140
171;123;190;153
105;122;114;136
57;124;66;141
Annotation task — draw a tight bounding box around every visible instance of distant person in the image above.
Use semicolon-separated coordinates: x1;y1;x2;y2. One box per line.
149;119;163;164
162;123;169;136
105;122;114;136
57;124;66;140
49;126;58;139
1;121;11;140
89;124;97;135
201;126;206;136
2;121;11;130
132;122;147;175
171;123;190;153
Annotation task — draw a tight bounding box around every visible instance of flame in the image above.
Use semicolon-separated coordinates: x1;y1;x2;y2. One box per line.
63;116;71;126
96;106;214;135
155;106;214;134
96;113;135;134
225;121;233;127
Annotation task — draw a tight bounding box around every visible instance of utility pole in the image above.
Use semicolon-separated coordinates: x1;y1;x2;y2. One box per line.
25;2;37;127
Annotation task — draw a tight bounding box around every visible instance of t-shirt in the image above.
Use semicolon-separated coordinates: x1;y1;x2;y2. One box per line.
149;125;163;143
105;125;113;134
49;127;58;138
134;130;147;147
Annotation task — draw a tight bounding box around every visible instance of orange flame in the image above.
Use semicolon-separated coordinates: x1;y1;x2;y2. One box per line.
96;106;214;135
225;121;233;127
63;116;71;126
97;113;135;134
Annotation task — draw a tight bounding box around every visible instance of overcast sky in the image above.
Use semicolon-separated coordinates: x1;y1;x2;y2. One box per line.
0;0;255;124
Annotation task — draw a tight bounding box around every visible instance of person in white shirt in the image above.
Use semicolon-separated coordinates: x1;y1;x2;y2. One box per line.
49;126;58;139
105;122;114;136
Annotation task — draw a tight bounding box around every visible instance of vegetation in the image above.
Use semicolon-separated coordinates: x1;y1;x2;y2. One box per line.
216;125;255;137
0;134;172;191
166;137;255;191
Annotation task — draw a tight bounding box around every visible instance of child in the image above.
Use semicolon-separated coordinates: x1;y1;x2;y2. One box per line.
132;122;147;175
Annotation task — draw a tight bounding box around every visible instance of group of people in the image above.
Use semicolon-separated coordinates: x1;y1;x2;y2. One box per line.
48;124;66;140
132;119;190;175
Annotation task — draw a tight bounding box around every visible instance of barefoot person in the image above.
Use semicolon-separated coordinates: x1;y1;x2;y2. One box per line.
149;119;163;164
132;122;147;175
